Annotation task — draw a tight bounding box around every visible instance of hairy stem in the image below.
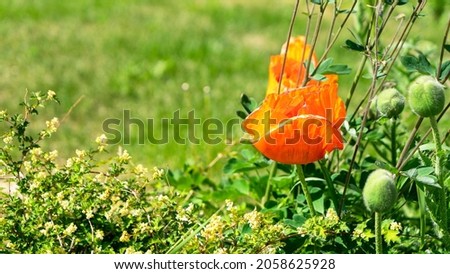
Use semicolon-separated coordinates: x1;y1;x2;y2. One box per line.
429;116;447;234
375;211;383;254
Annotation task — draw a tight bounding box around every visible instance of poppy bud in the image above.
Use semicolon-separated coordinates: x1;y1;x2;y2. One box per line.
363;169;397;213
376;88;405;118
408;76;445;118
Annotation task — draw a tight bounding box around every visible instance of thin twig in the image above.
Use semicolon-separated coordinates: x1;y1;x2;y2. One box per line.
277;0;301;95
296;0;314;87
61;95;85;124
437;17;450;82
302;1;329;86
396;118;423;171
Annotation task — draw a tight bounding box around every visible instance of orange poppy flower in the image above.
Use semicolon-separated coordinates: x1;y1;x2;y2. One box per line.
266;36;321;95
242;36;346;164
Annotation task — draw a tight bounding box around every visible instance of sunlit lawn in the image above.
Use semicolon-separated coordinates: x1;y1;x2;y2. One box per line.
0;0;448;168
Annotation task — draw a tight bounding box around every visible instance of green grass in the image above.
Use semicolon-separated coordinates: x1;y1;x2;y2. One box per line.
0;0;448;168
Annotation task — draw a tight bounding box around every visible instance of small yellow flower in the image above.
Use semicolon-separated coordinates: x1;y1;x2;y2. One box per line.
63;223;77;236
2;135;13;145
45;117;59;134
99;189;110;200
75;149;87;158
47;90;56;100
5;240;16;249
56;192;64;201
152;167;164;180
95;230;104;240
65;158;74;168
29;180;41;190
86;209;94;219
390;221;402;231
95;134;108;151
118;149;131;162
325;208;339;224
119;231;131;242
30;147;43;157
225;200;234;211
124;247;142;254
134;164;148;176
44;150;58;161
244;210;261;229
60;200;70;210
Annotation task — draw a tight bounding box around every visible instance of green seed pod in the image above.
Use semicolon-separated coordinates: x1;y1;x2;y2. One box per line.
363;169;397;213
376;88;405;118
408;76;445;118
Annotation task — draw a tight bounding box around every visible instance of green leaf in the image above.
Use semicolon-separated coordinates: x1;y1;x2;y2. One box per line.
313;195;325;214
326;64;352;75
374;161;398;174
400;53;435;75
236;110;247;120
444;44;450;53
311;73;327;81
240;93;258;114
337;9;353;14
385;0;408;5
284;214;307;228
223;157;270;174
364;129;385;141
417;167;434;176
403;168;441;189
344;39;365;52
383;229;401;244
439;60;450;82
241;223;252;234
317;58;334;72
417;53;435;75
272;174;295;189
231;178;250;195
444;176;450;189
401;55;418;71
312;58;351;77
416;175;441;189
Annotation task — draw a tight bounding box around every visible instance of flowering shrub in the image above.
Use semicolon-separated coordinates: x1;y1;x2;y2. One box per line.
0;93;285;254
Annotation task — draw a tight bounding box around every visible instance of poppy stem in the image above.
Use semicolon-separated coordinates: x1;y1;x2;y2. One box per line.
262;161;277;207
296;164;316;217
375;211;382;254
429;116;448;236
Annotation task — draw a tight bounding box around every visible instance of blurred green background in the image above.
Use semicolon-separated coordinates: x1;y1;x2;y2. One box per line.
0;0;448;168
